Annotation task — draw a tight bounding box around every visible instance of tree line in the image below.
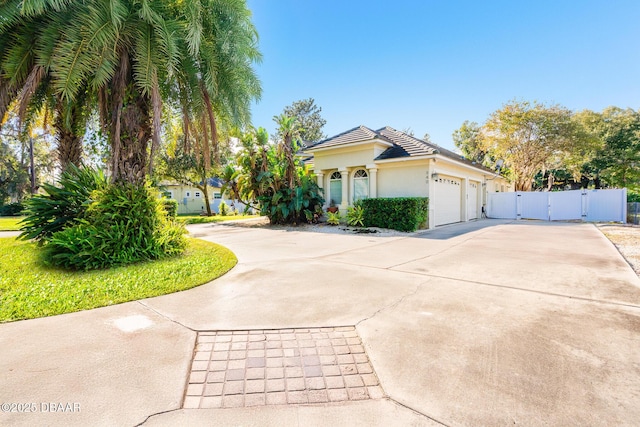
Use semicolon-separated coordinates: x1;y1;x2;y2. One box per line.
453;100;639;196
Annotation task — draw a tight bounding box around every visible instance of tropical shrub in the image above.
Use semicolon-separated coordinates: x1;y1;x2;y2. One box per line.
346;204;365;227
43;183;186;270
161;199;179;218
326;211;341;225
361;197;429;232
223;122;325;225
219;200;229;216
20;165;108;242
257;174;323;224
0;202;25;216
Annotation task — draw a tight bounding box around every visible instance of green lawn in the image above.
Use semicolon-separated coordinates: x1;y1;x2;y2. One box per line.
0;237;237;322
0;216;25;231
178;214;259;224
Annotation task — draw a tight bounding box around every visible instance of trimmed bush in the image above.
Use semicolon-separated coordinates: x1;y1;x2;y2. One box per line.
161;198;179;218
219;200;229;216
19;165;107;242
43;183;186;270
361;197;429;232
0;202;25;216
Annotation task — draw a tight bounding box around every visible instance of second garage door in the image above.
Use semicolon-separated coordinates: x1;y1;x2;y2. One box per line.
434;176;462;226
468;181;479;220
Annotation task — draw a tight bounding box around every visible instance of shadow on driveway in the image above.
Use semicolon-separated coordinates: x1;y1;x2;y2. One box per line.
415;218;513;240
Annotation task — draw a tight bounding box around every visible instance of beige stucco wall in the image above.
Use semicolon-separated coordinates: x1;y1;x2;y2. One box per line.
377;163;429;198
312;143;388;171
310;144;513;228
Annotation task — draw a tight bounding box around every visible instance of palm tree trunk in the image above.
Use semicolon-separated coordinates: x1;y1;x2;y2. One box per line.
113;88;151;184
106;52;151;184
54;104;83;171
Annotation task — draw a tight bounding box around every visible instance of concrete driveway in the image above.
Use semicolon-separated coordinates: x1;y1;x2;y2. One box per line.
1;220;639;426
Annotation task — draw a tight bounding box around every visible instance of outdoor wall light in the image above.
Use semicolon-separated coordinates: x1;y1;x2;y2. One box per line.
431;173;439;180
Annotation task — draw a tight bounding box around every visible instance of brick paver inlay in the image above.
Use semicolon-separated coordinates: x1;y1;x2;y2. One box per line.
183;327;384;408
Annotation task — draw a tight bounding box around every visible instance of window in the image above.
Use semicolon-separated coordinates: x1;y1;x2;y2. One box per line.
329;171;342;205
353;169;369;202
214;192;222;199
195;191;201;198
160;190;173;199
186;191;191;197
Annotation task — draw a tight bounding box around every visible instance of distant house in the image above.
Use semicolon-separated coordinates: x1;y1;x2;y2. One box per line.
305;126;512;228
158;178;250;215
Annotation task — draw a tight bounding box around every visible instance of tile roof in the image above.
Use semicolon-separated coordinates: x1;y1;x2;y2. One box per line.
206;177;225;188
375;126;438;159
306;125;497;173
306;125;390;150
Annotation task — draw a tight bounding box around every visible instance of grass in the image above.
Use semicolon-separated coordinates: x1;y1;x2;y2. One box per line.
0;216;25;231
0;237;237;322
178;214;259;224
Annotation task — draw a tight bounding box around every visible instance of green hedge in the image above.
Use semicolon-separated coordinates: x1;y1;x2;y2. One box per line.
361;197;429;232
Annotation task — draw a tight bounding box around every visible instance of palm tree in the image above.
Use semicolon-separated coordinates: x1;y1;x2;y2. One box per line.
0;0;261;183
0;3;89;171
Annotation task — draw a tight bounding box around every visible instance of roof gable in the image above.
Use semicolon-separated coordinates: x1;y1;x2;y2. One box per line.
306;125;390;150
306;125;498;174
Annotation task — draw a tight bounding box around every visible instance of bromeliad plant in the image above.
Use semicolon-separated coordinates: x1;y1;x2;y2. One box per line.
326;210;341;225
346;203;365;227
222;118;324;225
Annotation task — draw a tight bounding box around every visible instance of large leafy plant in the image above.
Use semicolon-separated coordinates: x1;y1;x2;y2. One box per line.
346;204;365;227
43;183;186;270
19;165;108;243
223;121;324;225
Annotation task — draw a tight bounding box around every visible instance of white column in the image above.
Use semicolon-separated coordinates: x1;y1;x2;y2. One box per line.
427;162;435;229
315;172;325;207
366;164;377;199
339;168;349;209
315;172;324;189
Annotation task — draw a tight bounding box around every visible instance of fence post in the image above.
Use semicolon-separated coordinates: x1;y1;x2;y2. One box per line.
628;202;639;225
622;188;627;223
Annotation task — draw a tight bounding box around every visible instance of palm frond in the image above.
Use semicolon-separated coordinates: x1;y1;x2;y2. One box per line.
17;64;45;124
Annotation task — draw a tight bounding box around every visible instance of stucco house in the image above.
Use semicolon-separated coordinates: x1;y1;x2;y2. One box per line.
305;126;512;228
159;178;249;215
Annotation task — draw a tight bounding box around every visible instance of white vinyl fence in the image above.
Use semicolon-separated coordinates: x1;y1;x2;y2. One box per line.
487;189;627;223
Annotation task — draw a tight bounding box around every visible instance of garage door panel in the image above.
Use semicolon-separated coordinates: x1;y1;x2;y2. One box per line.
469;181;479;220
434;176;461;226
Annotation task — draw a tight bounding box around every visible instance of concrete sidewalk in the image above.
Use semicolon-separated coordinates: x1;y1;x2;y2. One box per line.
1;220;639;426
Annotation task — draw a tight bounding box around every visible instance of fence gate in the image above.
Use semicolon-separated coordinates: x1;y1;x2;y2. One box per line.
487;189;627;223
629;202;640;225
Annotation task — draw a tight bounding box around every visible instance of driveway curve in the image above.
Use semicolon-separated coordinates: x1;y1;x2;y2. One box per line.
1;219;639;426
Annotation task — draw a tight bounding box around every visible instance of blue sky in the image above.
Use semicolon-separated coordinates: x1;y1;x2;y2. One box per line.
246;0;640;150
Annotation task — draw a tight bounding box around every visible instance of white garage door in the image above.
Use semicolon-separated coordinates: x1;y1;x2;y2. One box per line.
468;181;479;220
434;176;462;226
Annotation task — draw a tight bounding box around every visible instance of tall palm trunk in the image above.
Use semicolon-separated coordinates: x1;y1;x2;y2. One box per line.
54;101;84;171
103;52;151;184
